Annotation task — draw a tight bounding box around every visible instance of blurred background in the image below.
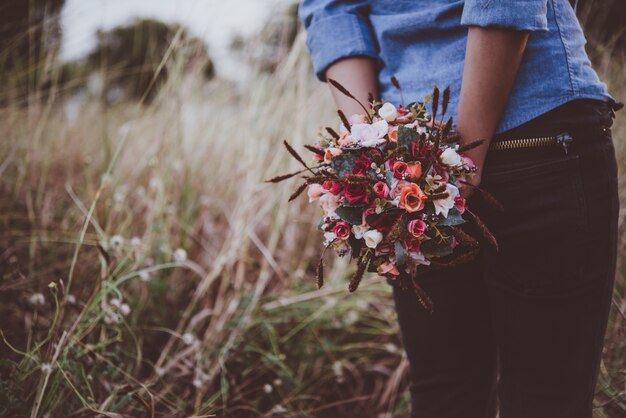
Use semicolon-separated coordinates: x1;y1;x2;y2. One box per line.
0;1;624;416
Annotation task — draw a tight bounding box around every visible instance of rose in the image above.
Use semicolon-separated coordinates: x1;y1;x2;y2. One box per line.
351;120;389;147
352;224;369;239
333;221;351;240
407;219;427;237
388;125;398;142
363;229;383;248
392;161;408;179
307;183;326;202
432;183;460;217
378;102;398;122
389;178;411;199
323;180;342;194
324;147;343;164
373;181;390;198
351;153;371;176
406;162;422;180
367;210;402;233
454;195;466;214
377;261;400;276
398;183;427;213
343;182;370;205
320;193;341;217
440;147;462;167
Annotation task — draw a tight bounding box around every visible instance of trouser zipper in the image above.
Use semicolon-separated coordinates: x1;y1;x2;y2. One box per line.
489;132;574;154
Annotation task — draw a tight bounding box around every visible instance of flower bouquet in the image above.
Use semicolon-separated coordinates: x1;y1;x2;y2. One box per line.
267;78;498;312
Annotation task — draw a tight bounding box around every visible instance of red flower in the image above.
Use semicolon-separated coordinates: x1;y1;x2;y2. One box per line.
392;161;408;179
351;152;371;176
333;221;351;240
343;182;370;205
373;181;390;198
454;195;466;214
407;219;427;237
367;210;402;233
323;180;342;194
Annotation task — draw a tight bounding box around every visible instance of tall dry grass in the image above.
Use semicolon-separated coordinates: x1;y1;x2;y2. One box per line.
0;26;625;418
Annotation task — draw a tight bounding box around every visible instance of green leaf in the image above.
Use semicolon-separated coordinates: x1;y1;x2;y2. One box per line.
397;125;419;149
394;240;407;266
438;206;466;226
330;153;358;179
420;237;453;257
335;205;365;225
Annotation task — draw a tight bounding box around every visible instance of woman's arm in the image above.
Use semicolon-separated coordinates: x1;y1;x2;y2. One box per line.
324;56;379;117
456;27;530;197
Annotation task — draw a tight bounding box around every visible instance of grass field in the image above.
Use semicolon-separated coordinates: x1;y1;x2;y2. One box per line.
0;27;625;417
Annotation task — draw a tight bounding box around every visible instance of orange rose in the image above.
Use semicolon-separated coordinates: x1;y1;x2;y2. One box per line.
406;161;422;180
398;183;427;213
388;125;398;142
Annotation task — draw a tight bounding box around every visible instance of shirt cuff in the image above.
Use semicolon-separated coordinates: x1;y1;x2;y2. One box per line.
304;13;381;81
461;0;549;31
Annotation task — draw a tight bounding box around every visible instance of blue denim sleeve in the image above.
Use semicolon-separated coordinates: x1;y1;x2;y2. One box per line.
461;0;549;31
298;0;380;81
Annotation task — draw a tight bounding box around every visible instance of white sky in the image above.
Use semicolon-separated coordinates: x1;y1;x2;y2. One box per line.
60;0;295;81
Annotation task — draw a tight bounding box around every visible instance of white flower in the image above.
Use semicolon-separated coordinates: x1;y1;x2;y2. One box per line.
193;378;203;389
323;231;337;245
384;343;398;353
270;405;288;414
363;229;383;248
263;384;273;394
307;183;326;202
351;224;369;240
28;293;45;306
273;378;283;387
319;193;341;218
182;332;196;345
66;294;76;305
440;147;462;167
173;248;187;262
119;303;131;316
109;235;125;251
109;298;121;308
432;183;459;218
139;271;151;282
351;120;388;147
130;237;142;247
378;102;398;122
41;363;53;374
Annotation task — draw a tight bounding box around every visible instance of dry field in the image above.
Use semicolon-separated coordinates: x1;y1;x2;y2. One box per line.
0;29;624;417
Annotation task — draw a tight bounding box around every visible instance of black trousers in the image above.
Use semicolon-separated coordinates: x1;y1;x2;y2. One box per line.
391;99;621;418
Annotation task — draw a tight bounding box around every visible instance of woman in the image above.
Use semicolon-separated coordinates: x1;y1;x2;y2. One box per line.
298;1;622;417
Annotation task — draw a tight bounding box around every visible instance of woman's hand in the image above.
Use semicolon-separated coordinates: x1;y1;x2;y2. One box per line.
456;26;530;198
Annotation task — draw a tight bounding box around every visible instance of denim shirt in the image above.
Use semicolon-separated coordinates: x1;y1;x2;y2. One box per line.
298;0;616;134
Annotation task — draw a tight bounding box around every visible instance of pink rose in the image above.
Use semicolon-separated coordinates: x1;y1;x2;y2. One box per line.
407;219;427;237
373;181;390;198
323;180;342;195
377;261;400;277
392;161;408;179
454;195;466;214
333;221;351;240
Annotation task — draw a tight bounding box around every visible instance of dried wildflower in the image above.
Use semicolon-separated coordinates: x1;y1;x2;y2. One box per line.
28;293;45;307
263;384;273;394
182;333;196;345
109;235;125;251
173;248;187;262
